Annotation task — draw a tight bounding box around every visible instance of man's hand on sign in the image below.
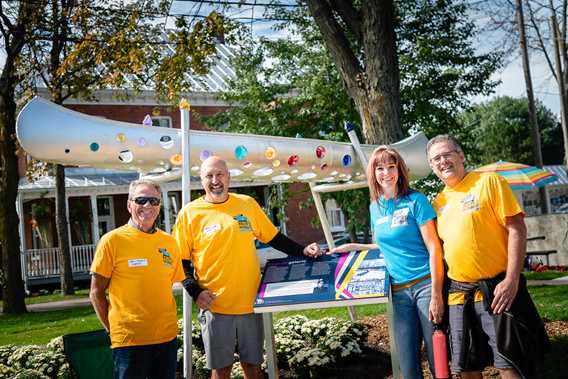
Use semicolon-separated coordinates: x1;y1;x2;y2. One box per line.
303;242;323;258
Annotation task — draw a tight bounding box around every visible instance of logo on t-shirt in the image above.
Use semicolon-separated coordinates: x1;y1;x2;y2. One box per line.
391;208;409;228
233;214;252;232
158;248;173;267
460;194;480;213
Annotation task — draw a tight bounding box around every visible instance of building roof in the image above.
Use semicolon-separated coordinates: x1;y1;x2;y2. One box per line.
18;167;269;200
545;165;568;186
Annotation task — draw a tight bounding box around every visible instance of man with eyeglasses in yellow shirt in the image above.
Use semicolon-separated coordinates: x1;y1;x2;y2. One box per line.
90;179;185;379
427;134;548;379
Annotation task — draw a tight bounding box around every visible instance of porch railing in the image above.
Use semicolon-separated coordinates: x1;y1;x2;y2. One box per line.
23;244;96;279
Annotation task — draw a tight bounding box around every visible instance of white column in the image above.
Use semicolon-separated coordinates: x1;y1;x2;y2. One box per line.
90;195;99;244
162;190;171;233
16;194;28;291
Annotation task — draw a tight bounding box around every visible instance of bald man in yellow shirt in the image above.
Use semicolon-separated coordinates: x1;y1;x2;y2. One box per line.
427;135;548;379
174;156;322;379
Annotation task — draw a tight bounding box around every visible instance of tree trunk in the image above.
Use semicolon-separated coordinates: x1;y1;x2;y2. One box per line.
305;0;403;145
0;64;27;314
359;0;403;145
516;0;548;214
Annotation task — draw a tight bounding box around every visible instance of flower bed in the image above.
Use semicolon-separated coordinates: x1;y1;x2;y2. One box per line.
0;316;368;379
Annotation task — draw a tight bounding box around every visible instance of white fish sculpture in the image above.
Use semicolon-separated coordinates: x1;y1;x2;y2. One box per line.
16;97;430;183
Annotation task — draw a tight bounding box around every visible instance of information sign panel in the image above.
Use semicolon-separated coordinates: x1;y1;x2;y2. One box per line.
253;249;389;313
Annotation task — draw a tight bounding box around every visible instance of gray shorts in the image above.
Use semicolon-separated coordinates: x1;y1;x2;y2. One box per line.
198;310;264;369
449;301;513;373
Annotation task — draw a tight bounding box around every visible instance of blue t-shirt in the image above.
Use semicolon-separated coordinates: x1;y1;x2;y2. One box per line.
369;191;436;284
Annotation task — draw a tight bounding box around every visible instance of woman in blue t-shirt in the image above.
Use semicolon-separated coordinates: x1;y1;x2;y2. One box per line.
331;146;444;379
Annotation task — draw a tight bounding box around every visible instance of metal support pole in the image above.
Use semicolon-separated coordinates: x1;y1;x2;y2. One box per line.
263;313;279;379
344;121;369;167
180;99;193;379
162;190;171;233
308;181;357;321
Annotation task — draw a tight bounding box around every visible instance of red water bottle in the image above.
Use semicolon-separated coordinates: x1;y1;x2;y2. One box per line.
432;324;450;379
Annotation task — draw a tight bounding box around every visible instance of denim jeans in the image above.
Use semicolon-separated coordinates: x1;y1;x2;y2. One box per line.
112;338;178;379
391;277;435;379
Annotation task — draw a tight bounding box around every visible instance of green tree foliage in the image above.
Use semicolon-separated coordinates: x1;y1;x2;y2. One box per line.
459;96;564;166
203;0;500;238
2;0;230;312
397;0;500;137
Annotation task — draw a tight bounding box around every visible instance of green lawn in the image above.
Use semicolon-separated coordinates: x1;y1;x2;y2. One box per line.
528;285;568;321
524;271;568;281
1;286;566;346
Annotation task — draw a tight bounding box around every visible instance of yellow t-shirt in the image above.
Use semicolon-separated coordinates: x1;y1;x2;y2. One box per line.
90;225;185;348
432;172;523;304
173;193;278;314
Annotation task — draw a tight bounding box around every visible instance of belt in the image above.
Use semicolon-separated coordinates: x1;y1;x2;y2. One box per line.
391;274;431;292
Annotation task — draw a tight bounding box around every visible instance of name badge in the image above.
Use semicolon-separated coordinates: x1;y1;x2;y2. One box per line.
128;258;148;267
375;216;389;225
391;208;409;228
460;194;479;213
203;223;220;237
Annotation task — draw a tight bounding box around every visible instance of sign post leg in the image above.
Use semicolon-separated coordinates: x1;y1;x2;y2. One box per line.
263;312;279;379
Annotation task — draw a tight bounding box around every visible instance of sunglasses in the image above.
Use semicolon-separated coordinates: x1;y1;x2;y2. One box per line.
131;197;161;206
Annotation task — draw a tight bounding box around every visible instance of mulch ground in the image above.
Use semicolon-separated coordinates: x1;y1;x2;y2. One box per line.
356;315;568;379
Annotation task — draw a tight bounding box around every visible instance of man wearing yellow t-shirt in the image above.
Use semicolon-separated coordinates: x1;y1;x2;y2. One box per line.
90;180;185;379
174;156;322;379
427;135;528;379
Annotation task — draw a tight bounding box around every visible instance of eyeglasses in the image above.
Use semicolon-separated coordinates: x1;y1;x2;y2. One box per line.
429;150;457;164
131;197;161;206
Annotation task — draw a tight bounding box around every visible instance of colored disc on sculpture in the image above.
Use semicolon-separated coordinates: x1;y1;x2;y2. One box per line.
298;172;317;180
170;154;183;166
118;150;133;163
90;142;99;152
342;154;352;167
287;155;299;166
138;137;146;147
264;146;276;160
200;150;213;161
253;167;273;177
243;161;253;169
160;136;174;149
229;168;243;177
64;148;70;154
142;114;153;126
272;159;281;168
272;174;291;181
316;145;326;159
320;163;328;170
235;145;248;160
116;133;126;143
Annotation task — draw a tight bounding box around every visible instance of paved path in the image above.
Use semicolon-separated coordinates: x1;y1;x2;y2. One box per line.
24;283;184;312
20;278;567;312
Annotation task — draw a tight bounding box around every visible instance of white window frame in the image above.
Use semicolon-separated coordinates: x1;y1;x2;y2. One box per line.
325;198;346;233
151;116;172;128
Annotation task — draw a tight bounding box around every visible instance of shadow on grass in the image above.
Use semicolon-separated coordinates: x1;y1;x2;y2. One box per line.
543;335;568;379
